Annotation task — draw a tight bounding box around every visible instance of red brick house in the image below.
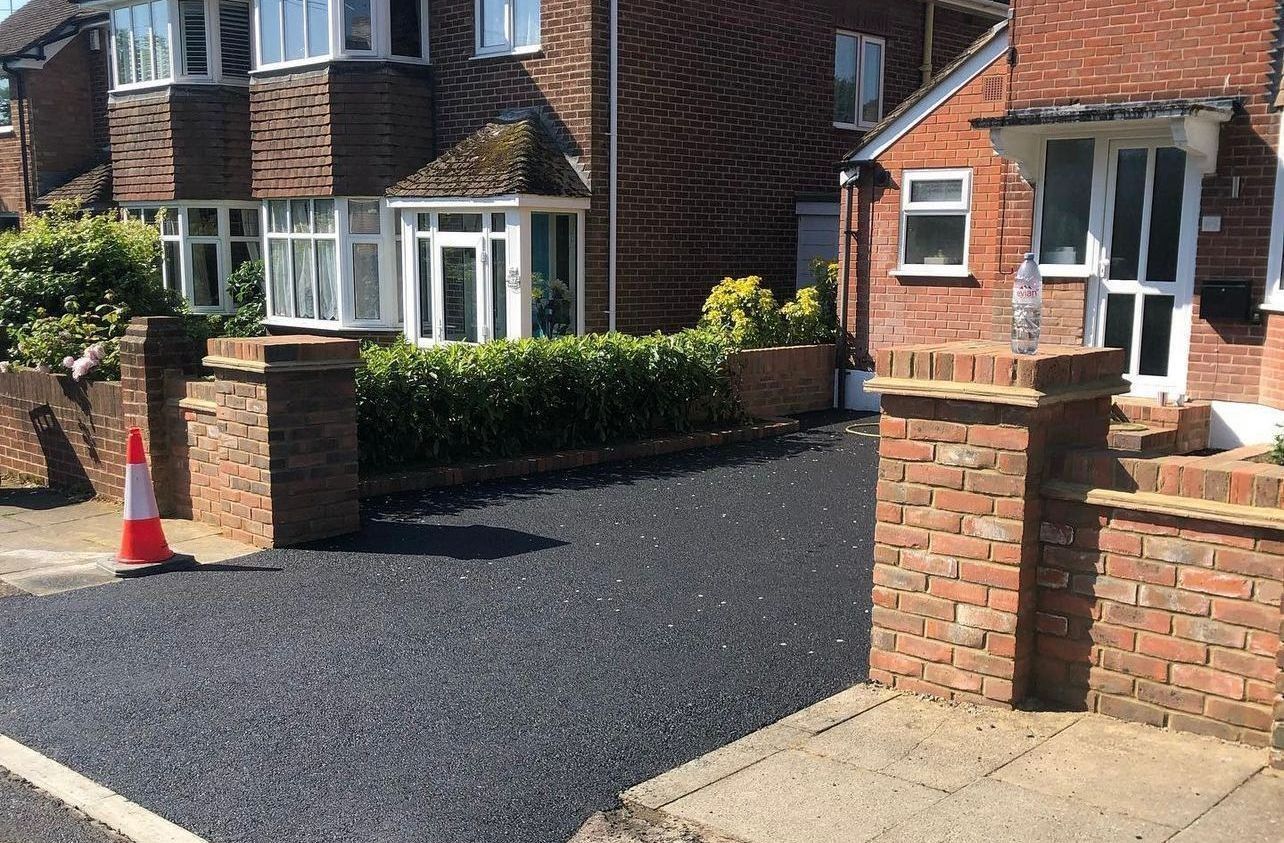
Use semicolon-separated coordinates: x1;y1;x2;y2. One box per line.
0;0;1005;331
839;0;1284;447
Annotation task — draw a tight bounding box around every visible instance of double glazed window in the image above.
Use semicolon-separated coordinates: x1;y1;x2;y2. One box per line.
257;0;429;68
123;204;260;312
899;169;971;274
834;31;884;129
0;76;11;131
476;0;540;56
1038;138;1096;268
110;0;251;89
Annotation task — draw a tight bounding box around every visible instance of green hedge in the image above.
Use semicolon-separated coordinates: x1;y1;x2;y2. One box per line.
356;331;741;471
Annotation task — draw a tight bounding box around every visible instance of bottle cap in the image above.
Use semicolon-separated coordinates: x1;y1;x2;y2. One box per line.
1024;252;1036;261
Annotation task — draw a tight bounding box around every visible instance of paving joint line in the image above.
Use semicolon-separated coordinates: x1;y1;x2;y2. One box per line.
0;733;209;843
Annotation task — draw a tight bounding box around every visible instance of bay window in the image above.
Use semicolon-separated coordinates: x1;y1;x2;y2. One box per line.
108;0;251;89
255;0;429;69
898;169;972;276
476;0;540;57
123;203;260;312
834;30;884;130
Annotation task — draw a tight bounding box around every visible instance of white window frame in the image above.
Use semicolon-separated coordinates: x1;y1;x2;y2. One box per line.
895;168;972;278
1031;136;1110;279
473;0;541;59
0;75;12;133
833;30;885;132
1264;116;1284;311
121;201;260;313
263;197;403;330
107;0;249;92
251;0;430;73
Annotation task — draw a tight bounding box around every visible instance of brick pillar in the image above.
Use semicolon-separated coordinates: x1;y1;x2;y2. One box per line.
203;336;360;548
866;341;1128;706
1274;601;1283;770
119;316;195;515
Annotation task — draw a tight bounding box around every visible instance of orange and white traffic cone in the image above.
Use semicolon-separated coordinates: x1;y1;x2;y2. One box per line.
99;427;193;578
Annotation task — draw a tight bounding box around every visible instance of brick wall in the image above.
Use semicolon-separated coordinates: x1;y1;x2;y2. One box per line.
0;370;124;497
111;85;251;201
27;30;109;196
0;82;30;214
728;344;834;418
1261;311;1284;411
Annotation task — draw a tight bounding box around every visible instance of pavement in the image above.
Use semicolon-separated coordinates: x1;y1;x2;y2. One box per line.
599;684;1284;843
0;486;256;597
0;411;881;843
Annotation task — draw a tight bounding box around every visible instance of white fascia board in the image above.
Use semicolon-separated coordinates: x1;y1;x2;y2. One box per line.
849;26;1009;164
386;194;591;210
6;33;78;68
937;0;1011;20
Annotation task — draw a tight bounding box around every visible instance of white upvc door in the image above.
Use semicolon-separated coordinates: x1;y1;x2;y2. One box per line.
434;231;487;344
1087;138;1199;397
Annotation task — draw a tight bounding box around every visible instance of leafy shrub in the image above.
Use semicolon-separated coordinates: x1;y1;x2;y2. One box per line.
699;276;785;348
356;331;740;471
187;259;267;344
1271;428;1284;466
0;204;179;377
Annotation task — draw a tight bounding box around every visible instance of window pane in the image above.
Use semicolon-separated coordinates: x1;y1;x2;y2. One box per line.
307;0;329;56
348;199;381;234
231;240;261;268
292;239;316;318
152;1;172;77
532;212;576;338
859;39;882;124
283;0;305;60
909;178;963;204
133;2;154;82
269;239;292;316
260;0;282;64
442;246;478;341
481;0;506;48
417;239;433;337
344;0;372;50
513;0;539;47
417;213;432;231
188;207;219;236
833;33;857;124
1039;138;1095;265
904;215;966;265
1146;147;1186;283
191;243;220;307
439;213;483;233
290;199;312;233
162;241;180;290
1139;295;1174;377
268;200;288;233
1109;147;1148;281
1103;293;1135;353
316;240;338;320
219;0;252;77
491;239;507;340
314;199;335;233
159;207;179;236
0;77;9;128
352;243;380;320
178;0;207;75
390;0;422;57
491;212;506;232
229;208;260;237
114;9;135;85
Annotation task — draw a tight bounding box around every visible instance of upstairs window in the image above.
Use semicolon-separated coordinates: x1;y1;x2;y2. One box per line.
476;0;540;57
108;0;251;89
834;30;884;130
256;0;428;69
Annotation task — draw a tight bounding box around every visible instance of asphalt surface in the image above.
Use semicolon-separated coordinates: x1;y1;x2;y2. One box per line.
0;774;125;843
0;412;879;843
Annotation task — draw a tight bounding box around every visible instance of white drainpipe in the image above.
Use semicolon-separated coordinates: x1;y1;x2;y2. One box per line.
608;0;619;332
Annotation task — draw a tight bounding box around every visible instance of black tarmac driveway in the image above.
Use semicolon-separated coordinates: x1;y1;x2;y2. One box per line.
0;412;879;843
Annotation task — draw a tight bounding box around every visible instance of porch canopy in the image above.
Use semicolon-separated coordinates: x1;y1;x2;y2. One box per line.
972;97;1238;181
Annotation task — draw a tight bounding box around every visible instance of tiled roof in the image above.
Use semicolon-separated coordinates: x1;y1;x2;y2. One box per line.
388;114;590;199
36;161;112;207
0;0;102;60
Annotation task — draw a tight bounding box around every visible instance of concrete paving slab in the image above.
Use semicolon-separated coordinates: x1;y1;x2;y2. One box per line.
623;722;812;810
1169;772;1284;843
991;717;1264;828
0;550;113;575
805;694;1081;792
776;683;900;734
3;562;118;596
871;777;1175;842
4;501;116;528
664;749;946;843
170;534;256;565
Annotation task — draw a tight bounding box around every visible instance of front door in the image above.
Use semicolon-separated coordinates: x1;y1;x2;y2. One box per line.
1089;140;1197;397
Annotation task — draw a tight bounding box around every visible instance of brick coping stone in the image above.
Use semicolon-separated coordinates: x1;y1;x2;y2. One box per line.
359;418;799;498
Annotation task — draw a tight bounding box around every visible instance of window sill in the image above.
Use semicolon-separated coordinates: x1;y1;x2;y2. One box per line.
891;266;972;279
265;317;402;331
0;126;13;136
834;121;878;132
471;46;544;61
1259;300;1284;315
1038;264;1092;279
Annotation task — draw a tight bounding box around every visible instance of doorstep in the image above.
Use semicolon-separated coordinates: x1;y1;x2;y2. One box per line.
606;684;1283;843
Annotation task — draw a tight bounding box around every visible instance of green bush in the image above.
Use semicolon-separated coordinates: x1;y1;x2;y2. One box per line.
700;267;838;349
1271;428;1283;466
356;331;740;471
0;203;179;377
186;259;267;344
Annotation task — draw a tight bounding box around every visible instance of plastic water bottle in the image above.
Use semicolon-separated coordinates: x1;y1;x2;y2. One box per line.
1012;253;1043;355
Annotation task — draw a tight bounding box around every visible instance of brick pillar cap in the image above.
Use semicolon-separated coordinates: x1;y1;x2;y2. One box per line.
124;316;187;336
205;335;360;372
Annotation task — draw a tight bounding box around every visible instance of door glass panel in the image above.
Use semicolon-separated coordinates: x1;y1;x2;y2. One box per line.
1139;295;1175;377
491;239;507;340
442;246;478;342
1109;148;1148;281
190;242;220;307
417;239;433;338
1103;293;1135;353
1146;148;1186;283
